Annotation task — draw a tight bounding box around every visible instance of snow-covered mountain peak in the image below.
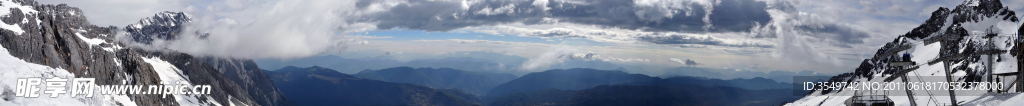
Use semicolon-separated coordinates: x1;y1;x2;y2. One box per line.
125;11;191;44
128;11;190;29
789;0;1023;105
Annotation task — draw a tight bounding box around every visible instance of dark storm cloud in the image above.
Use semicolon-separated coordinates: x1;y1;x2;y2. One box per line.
354;0;772;33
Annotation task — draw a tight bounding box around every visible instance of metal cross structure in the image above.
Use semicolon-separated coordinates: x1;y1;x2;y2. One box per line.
938;35;959;106
984;28;997;92
888;56;918;106
878;17;1024;105
924;33;960;106
882;32;1014;106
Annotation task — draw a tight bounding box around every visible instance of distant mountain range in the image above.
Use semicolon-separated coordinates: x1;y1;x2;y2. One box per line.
487;84;799;106
485;68;661;97
259;65;806;106
354;67;518;96
659;66;834;83
486;68;795;97
484;68;801;106
257;53;831;83
255;52;627;75
659;76;792;90
266;66;483;106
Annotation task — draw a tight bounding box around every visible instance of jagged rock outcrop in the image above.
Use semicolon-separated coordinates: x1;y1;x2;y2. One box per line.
124;11;197;44
0;0;290;105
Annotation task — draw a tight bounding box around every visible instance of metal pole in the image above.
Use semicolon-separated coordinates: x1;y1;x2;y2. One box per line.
941;40;958;106
988;37;994;92
1017;16;1024;92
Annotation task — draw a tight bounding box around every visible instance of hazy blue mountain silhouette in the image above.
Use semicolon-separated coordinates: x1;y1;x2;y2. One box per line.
266;66;482;106
485;68;662;97
487;85;800;106
659;76;790;90
354;67;518;96
255;52;628;75
484;68;796;103
660;66;833;83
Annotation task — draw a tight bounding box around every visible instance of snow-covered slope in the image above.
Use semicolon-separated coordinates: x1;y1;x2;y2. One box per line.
141;56;228;106
0;44;138;106
788;0;1022;105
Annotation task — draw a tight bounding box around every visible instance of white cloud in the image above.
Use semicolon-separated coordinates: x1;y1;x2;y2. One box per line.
474;4;516;16
561;52;651;62
407;39;653;71
45;0;993;74
738;0;965;70
77;0;779;60
520;46;653;71
458;23;777;49
414;39;526;45
632;0;719;30
119;0;382;59
521;45;575;71
531;0;550;11
749;9;849;66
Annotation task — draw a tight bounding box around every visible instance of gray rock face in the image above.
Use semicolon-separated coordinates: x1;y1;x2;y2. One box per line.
1;1;178;105
0;0;289;105
197;57;295;106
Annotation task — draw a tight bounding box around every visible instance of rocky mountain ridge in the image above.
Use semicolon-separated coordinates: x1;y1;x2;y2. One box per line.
0;0;291;105
788;0;1022;105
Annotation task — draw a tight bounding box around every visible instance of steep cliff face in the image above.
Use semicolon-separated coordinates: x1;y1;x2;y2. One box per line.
0;0;288;105
198;57;294;106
